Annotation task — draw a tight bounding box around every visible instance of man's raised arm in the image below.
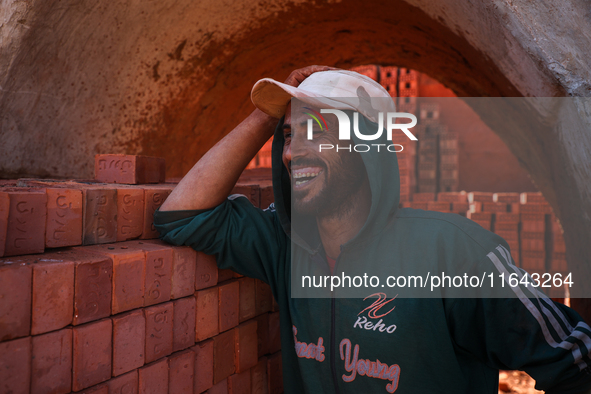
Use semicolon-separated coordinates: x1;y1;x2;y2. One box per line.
159;65;334;212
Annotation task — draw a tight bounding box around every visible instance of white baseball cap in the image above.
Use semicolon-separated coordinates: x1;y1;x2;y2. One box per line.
251;70;396;124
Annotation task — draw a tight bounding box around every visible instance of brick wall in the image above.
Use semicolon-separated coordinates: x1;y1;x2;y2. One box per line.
0;156;282;394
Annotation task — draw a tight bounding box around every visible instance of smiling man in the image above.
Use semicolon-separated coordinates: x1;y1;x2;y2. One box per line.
155;66;591;393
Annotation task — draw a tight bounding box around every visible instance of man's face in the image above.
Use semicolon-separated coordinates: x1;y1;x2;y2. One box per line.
282;102;367;216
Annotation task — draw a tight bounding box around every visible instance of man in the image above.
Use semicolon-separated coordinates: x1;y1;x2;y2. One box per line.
155;66;591;393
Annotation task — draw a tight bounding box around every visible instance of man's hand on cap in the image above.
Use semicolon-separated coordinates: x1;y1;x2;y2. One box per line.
284;65;338;87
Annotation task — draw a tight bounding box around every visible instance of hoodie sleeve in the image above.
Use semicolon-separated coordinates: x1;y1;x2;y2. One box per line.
153;195;287;285
445;245;591;394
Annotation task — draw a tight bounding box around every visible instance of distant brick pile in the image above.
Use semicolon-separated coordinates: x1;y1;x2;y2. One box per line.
0;156;282;394
401;191;567;298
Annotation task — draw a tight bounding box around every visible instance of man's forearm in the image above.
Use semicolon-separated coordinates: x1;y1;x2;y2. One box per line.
159;108;277;212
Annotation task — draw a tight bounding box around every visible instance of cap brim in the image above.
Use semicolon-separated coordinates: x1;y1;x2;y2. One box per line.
251;78;357;119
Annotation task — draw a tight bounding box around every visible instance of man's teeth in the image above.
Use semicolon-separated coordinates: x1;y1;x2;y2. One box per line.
294;171;319;185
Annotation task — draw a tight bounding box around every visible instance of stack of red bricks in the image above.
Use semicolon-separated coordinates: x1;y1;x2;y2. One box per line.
0;156;283;394
402;191;568;287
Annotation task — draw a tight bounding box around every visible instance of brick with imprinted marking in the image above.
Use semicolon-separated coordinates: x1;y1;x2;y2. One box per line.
138;358;168;394
73;319;112;391
31;259;75;335
219;281;239;332
0;337;31;394
107;370;138;394
113;310;146;376
83;187;118;245
116;187;145;241
145;302;173;363
140;187;172;239
32;328;72;394
81;244;145;314
239;277;256;323
1;189;47;256
234;320;258;373
44;248;113;325
46;188;83;248
192;339;214;393
228;370;251;394
173;296;196;352
120;240;173;306
196;252;218;290
95;154;166;184
168;350;194;394
196;287;219;341
214;329;236;384
0;260;32;341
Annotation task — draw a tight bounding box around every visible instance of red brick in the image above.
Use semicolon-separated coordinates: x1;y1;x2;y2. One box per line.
107;370;138;394
494;222;518;232
0;192;9;256
138;358;168;394
521;232;545;252
259;184;274;209
495;213;520;223
0;261;32;340
45;248;113;325
170;246;197;298
482;202;508;213
196;287;219;341
2;189;47;256
495;230;518;241
95;154;165;184
46;188;83;248
218;269;234;283
493;192;520;203
83;188;118;245
520;203;552;214
451;202;469;213
214;329;236;384
467;212;492;221
219;281;240;332
143;240;196;299
436;192;467;203
31;259;75;335
228;371;251;394
208;379;228;394
427;201;451;212
173;296;196;352
116;188;145;242
239;278;256;323
255;280;273;316
113;310;146;376
168;350;195;394
140;187;172;239
0;337;31;393
192;339;214;393
254;314;269;358
266;353;283;394
234;320;258;373
231;184;260;208
468;192;494;203
520;192;547;204
32;328;72;394
520;213;546;233
412;192;435;202
82;244;145;314
145;302;173;363
250;357;268;394
73;319;112;391
121;240;173;306
409;202;428;210
196;252;218;290
267;312;281;355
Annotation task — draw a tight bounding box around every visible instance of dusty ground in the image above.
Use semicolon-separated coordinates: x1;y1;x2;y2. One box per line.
499;371;544;394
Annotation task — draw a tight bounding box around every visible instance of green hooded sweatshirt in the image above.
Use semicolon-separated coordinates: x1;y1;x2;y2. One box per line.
154;114;591;394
